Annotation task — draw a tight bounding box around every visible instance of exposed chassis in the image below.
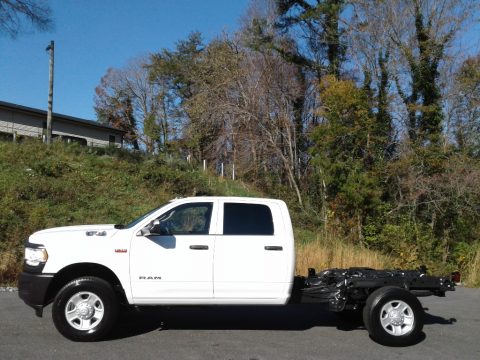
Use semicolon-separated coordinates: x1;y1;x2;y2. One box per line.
293;267;455;311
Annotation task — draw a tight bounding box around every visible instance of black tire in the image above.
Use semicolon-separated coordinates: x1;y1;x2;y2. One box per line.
363;286;424;346
52;277;119;341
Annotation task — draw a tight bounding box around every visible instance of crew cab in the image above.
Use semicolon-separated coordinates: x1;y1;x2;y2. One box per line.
18;197;454;346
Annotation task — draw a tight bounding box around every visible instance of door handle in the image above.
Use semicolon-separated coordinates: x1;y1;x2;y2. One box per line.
264;246;283;251
190;245;209;250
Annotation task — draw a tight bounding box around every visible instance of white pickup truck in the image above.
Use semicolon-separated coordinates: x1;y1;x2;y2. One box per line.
18;196;454;346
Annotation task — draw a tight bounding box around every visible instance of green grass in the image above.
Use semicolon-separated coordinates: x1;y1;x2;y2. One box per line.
0;140;260;284
2;139;476;286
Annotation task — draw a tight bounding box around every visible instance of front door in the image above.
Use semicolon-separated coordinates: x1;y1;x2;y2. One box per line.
130;202;215;302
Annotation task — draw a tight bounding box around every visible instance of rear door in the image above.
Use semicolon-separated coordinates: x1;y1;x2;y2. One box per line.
213;200;290;302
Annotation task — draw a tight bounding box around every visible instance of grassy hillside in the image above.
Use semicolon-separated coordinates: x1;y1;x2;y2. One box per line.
1;140;476;286
0;140;259;283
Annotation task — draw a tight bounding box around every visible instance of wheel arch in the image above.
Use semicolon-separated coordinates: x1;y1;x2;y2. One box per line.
46;263;128;305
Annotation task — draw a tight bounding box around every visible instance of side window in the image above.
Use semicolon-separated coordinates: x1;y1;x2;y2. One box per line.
153;203;213;235
223;203;274;235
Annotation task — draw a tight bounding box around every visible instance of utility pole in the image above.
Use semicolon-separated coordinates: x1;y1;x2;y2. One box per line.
46;41;54;144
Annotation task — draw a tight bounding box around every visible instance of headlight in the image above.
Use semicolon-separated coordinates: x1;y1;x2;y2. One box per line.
25;247;48;266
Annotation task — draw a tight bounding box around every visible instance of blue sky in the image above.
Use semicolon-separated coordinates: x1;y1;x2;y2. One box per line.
0;0;250;120
0;1;478;122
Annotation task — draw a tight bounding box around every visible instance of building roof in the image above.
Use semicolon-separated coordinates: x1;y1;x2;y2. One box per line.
0;100;126;134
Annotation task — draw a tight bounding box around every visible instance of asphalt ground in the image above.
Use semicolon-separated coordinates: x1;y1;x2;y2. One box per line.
1;286;479;360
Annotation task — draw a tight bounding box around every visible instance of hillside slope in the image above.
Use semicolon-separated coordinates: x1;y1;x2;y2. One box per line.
0;140;258;282
0;140;393;284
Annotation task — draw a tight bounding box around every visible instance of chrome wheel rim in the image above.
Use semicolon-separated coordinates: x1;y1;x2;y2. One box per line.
380;300;414;336
65;291;104;331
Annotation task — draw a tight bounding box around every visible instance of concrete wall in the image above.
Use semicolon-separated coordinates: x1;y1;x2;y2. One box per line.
0;108;122;147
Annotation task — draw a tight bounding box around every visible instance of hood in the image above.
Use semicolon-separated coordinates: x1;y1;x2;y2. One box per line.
29;224;120;245
33;224;117;235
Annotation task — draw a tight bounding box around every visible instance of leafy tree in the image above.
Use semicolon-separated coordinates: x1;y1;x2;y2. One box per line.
361;50;394;161
149;32;204;102
181;39;240;163
375;50;394;156
311;76;385;239
275;0;346;78
148;32;205;155
394;2;445;145
143;113;162;152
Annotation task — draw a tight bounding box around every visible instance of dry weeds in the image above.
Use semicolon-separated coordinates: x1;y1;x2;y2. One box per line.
295;234;392;276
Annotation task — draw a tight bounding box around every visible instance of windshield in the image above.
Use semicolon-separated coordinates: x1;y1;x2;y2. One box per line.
120;203;169;229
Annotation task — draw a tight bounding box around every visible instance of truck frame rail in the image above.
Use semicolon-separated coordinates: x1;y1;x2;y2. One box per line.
295;267;455;311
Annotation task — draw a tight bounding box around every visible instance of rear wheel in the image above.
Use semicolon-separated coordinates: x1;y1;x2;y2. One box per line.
52;277;119;341
363;286;424;346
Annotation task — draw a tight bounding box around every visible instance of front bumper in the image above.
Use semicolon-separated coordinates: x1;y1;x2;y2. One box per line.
18;272;54;317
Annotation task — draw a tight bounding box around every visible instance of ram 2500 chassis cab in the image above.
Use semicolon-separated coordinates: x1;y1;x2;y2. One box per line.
18;197;454;346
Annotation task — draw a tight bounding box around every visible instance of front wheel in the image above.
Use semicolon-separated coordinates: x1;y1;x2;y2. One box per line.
52;277;119;341
363;286;424;346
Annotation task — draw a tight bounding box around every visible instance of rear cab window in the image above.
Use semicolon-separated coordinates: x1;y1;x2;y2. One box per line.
223;203;274;235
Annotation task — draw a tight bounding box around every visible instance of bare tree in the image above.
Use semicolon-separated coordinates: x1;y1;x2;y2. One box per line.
449;55;480;154
247;50;305;205
352;0;479;146
95;67;140;150
185;35;305;205
0;0;53;38
95;57;178;153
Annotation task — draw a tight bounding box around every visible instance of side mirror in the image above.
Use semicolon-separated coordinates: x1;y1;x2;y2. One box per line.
137;226;150;237
150;219;162;235
137;219;161;237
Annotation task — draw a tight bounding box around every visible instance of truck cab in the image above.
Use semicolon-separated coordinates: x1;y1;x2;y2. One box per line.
127;197;295;304
19;197;295;340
